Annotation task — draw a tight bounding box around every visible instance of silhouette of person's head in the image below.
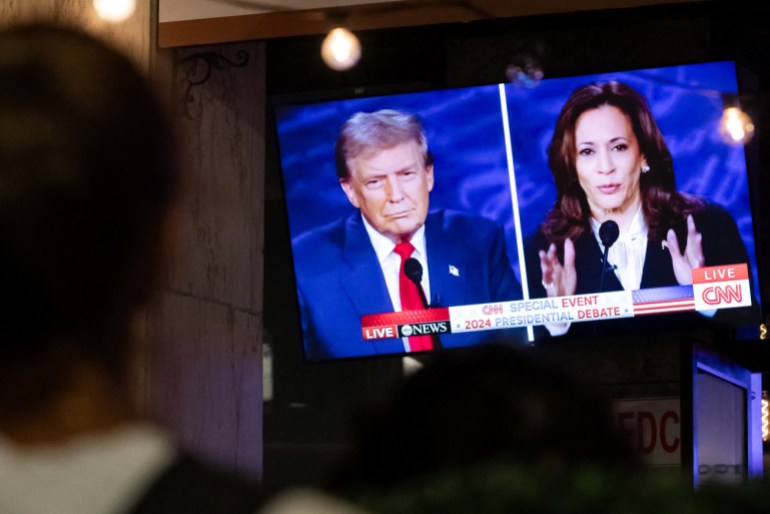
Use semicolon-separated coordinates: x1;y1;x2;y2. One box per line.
331;342;638;491
0;23;177;435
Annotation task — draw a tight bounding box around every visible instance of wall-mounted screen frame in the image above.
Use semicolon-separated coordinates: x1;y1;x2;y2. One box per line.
690;347;763;486
273;59;763;363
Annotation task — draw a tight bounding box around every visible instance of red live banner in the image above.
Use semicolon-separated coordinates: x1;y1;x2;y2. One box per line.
693;263;752;311
359;263;754;341
361;308;450;340
692;263;749;283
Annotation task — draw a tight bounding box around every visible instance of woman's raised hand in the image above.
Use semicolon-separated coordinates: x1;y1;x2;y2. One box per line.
538;238;577;298
666;214;704;285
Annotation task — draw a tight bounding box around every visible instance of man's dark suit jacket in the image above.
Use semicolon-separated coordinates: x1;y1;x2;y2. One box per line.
293;209;524;361
524;202;758;338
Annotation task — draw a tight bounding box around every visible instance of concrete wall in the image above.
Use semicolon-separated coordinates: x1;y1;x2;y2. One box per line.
141;41;265;479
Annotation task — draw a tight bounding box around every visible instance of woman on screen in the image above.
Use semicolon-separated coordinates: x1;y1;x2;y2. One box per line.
525;81;751;331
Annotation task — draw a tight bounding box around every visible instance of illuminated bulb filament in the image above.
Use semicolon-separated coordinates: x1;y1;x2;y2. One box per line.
726;109;744;141
321;27;361;71
719;105;754;146
93;0;136;22
762;392;769;442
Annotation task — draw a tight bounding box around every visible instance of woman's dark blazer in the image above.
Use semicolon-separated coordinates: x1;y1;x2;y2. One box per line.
524;202;757;338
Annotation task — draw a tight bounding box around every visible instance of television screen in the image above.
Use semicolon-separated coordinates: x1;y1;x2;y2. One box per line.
274;61;762;362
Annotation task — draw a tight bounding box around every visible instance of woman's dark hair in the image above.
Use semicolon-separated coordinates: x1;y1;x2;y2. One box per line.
541;81;702;245
0;24;177;396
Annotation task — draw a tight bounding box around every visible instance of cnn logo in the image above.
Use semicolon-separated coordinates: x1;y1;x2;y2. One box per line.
693;264;751;312
701;284;743;306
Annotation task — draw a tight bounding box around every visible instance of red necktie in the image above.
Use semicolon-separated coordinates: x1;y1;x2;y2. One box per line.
393;241;433;352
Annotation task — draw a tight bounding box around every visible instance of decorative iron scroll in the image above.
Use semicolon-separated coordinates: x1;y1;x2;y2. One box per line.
176;50;250;118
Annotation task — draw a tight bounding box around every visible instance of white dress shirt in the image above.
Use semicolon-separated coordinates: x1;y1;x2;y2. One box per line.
362;214;431;352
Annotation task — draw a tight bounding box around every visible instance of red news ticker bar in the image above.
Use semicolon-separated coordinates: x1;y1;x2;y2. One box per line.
692;263;748;284
361;308;451;341
361;307;450;328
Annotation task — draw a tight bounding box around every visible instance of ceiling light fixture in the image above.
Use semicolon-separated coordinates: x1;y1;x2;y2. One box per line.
719;94;754;146
93;0;136;22
321;27;361;71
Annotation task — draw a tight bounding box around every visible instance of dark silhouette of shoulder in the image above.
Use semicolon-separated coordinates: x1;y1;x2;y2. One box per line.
128;454;263;514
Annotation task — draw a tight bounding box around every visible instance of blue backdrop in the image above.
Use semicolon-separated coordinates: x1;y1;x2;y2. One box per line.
275;84;517;266
506;61;758;299
275;61;758;303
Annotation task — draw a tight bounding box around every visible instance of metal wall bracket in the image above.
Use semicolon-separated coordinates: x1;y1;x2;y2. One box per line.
176;50;250;118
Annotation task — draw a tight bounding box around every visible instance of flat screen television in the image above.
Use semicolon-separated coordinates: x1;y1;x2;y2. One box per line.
273;60;763;363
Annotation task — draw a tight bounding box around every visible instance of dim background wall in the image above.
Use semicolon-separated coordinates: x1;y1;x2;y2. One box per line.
142;40;265;479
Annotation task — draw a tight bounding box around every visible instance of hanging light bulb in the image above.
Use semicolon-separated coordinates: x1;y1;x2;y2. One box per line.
719;105;754;146
506;56;544;88
321;27;361;71
93;0;136;23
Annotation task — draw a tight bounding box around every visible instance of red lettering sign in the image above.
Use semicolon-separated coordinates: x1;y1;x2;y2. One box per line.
362;325;397;340
660;410;680;453
637;411;657;454
614;405;681;461
702;284;743;305
693;264;748;284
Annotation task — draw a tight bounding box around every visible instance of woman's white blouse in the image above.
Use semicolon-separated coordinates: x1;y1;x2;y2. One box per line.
590;207;648;291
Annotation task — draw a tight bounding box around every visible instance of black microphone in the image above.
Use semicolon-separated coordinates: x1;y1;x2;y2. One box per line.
595;220;619;336
404;257;429;308
599;219;620;249
598;220;619;294
404;257;442;349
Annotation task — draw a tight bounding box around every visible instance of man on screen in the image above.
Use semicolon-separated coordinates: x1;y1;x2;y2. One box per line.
293;109;524;361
